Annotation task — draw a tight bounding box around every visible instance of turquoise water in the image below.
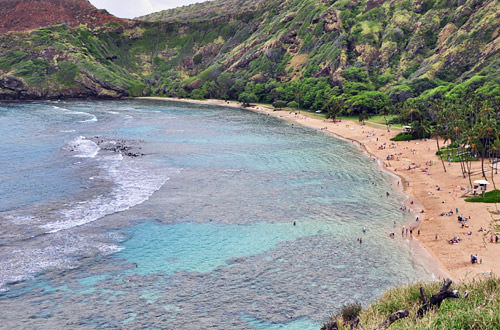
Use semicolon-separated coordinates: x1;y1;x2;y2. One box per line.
119;220;346;275
0;100;431;329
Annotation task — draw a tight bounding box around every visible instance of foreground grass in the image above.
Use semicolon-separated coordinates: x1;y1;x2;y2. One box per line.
324;277;500;329
337;115;403;130
274;109;403;129
466;190;500;203
248;104;403;130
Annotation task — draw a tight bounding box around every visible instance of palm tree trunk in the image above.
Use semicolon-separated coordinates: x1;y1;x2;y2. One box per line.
458;147;466;178
491;156;496;190
481;152;486;180
467;160;473;188
436;137;446;173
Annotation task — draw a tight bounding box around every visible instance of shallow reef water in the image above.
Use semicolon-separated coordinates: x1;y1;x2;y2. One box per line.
0;100;430;329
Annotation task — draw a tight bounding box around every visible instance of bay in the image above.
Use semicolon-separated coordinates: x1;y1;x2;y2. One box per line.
0;100;431;329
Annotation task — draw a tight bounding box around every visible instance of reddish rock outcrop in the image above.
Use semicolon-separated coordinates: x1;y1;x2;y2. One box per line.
0;0;124;33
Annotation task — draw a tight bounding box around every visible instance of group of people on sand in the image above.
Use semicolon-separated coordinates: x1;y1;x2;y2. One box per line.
437;207;500;265
378;142;397;150
401;226;415;237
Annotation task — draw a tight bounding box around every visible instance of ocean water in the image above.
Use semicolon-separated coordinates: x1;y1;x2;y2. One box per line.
0;100;432;329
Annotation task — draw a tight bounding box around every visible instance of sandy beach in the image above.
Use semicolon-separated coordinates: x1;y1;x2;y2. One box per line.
139;97;500;282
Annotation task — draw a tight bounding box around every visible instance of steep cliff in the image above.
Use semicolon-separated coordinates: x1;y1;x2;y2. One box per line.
0;0;124;34
0;0;498;108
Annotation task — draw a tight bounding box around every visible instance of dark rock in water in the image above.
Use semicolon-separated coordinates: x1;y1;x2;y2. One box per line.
89;136;145;158
226;257;246;265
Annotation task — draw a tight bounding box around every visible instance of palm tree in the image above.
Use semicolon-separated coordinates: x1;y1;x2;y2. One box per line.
490;138;500;190
427;104;447;173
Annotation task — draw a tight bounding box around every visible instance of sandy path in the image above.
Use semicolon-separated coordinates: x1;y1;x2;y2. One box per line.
138;97;500;282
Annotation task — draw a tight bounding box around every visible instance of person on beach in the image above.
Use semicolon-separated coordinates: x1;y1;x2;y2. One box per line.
362;226;366;233
496;235;499;243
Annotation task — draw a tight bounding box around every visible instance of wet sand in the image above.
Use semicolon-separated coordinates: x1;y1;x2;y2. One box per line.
138;97;500;282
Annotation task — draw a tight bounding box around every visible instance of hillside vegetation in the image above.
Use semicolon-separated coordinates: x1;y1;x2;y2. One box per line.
323;277;500;329
0;0;498;112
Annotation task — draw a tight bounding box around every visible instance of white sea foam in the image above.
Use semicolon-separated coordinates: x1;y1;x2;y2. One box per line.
68;136;100;158
41;155;179;233
2;215;37;226
79;115;98;123
52;105;98;123
0;236;122;290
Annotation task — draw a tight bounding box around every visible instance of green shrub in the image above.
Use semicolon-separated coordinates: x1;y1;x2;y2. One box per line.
391;133;414;141
341;303;362;323
272;100;287;109
193;53;203;65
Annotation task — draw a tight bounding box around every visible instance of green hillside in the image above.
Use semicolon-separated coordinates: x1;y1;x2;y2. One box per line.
0;0;498;118
137;0;269;22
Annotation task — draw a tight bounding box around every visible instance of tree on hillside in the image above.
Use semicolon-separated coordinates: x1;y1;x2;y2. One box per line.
272;100;287;110
358;111;369;125
238;92;257;106
216;72;234;100
325;97;343;121
346;91;390;116
287;100;298;109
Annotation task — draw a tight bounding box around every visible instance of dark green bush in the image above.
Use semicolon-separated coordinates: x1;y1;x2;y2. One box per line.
391;133;415;141
341;303;362;322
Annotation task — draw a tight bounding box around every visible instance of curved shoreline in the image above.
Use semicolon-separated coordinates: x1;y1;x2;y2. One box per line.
321;123;451;281
137;96;499;282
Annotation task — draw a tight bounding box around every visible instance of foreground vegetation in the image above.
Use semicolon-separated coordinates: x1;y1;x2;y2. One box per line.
323;277;500;329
